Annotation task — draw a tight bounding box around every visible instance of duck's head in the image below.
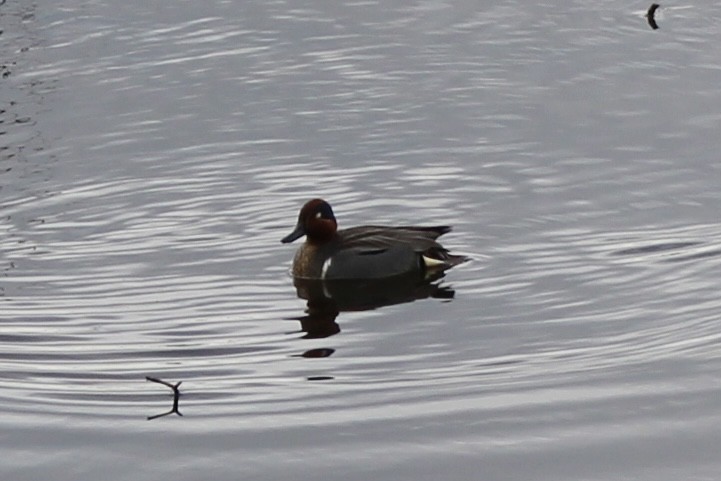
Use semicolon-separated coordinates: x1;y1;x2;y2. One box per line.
281;198;338;244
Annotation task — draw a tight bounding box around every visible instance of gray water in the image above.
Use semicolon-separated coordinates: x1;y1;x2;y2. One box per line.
2;0;721;479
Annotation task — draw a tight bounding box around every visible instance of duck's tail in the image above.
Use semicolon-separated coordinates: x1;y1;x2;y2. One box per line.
422;247;469;270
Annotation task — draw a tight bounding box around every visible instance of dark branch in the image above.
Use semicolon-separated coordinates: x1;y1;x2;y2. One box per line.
146;376;183;420
647;3;660;30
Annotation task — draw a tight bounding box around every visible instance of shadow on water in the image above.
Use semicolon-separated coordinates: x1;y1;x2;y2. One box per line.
611;241;701;257
288;271;456;342
611;239;721;263
664;247;721;263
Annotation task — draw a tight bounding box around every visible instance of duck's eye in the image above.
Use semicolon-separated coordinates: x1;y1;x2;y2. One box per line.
315;212;323;219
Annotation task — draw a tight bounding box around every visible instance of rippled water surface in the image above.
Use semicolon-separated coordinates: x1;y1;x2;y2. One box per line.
3;1;721;479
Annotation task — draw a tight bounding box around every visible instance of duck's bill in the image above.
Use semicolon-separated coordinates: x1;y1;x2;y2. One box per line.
281;224;305;243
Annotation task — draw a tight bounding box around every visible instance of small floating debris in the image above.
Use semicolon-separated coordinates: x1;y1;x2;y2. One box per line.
647;3;660;30
146;376;183;420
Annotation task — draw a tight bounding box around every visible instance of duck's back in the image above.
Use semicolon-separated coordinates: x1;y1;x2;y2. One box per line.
338;225;451;252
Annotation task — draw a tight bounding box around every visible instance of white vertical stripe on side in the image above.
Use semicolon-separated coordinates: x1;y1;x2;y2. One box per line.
321;257;333;279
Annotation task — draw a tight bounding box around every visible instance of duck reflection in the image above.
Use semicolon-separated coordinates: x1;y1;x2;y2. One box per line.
289;271;456;340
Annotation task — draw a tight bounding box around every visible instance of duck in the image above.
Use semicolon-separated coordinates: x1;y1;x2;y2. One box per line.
281;198;466;279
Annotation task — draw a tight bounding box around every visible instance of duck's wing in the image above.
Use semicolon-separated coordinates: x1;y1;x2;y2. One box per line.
338;226;452;253
324;244;422;279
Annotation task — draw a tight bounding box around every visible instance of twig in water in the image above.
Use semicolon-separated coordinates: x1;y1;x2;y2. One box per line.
146;376;183;420
647;3;660;30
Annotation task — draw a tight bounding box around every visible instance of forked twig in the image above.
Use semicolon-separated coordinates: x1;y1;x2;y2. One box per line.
646;3;660;30
146;376;183;420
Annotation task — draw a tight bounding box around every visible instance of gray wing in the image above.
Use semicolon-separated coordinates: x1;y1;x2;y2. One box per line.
324;244;422;280
338;226;451;253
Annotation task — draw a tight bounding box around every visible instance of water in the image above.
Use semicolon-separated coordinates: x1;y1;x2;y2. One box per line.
2;0;721;479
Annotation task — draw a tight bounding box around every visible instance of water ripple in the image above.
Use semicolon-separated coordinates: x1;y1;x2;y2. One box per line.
3;1;721;479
